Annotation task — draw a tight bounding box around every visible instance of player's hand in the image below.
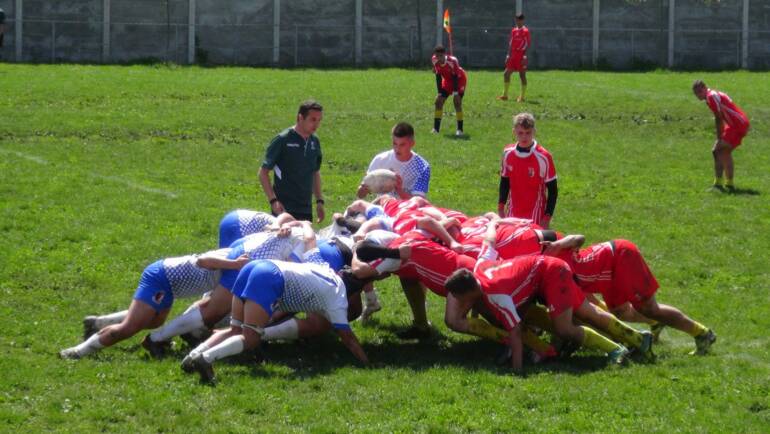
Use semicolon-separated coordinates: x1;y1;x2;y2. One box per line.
394;175;406;197
449;241;465;253
270;200;285;215
234;254;251;268
276;225;292;238
316;202;325;223
357;183;370;198
540;240;558;256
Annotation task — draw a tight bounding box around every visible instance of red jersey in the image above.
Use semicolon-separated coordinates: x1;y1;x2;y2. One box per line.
553;241;615;294
392;237;475;297
508;26;531;54
501;142;557;223
706;89;749;130
432;55;467;81
381;196;425;218
458;217;542;259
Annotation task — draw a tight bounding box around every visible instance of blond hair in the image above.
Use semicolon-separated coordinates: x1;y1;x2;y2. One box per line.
513;112;535;129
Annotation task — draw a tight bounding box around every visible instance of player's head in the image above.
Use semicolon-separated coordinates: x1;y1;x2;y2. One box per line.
444;268;481;298
513;112;536;147
392;122;416;159
692;79;708;100
296;100;324;135
515;13;525;26
433;45;447;63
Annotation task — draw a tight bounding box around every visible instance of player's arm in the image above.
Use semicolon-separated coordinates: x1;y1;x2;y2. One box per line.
416;216;462;251
541;234;585;256
507;324;524;375
273;212;296;228
498;176;510;217
197;253;251;270
435;73;442;94
313;171;325;223
542;179;558;228
335;327;369;365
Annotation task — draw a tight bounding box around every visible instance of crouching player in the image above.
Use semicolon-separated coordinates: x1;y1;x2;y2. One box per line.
217;209;295;248
59;249;249;359
182;246;368;384
544;235;716;354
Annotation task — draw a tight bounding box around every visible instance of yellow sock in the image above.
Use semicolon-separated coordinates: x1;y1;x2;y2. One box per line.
605;316;643;348
467;317;508;342
434;110;443;119
456;111;463;121
522;328;552;354
725;178;734;187
520;84;527;99
592;298;609;312
523;305;554;332
714;176;723;186
581;326;622;353
686;321;708;338
503;81;510;97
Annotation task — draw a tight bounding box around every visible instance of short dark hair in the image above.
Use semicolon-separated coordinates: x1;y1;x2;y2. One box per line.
392;122;415;139
434;45;446;54
444;268;479;296
298;100;323;118
515;13;525;20
692;79;706;91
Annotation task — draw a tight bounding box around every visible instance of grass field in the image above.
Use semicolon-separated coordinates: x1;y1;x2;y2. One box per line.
1;64;769;432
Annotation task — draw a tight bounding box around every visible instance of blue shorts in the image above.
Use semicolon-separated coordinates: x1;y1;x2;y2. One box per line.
236;260;285;316
219;210;243;248
133;260;173;313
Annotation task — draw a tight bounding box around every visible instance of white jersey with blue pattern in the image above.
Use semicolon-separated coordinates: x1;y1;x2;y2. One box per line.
367;150;431;197
237;210;276;237
162;248;230;298
272;249;349;328
233;229;306;262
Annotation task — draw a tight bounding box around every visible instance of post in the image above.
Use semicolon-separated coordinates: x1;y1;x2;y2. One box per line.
187;0;195;64
50;21;55;62
592;0;600;66
273;0;280;64
436;0;443;47
741;0;749;69
516;0;522;14
102;0;110;62
15;0;22;61
294;24;298;66
355;0;362;65
668;0;675;68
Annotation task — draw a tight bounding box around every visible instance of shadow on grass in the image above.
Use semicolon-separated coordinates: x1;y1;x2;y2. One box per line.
728;188;761;196
444;133;472;141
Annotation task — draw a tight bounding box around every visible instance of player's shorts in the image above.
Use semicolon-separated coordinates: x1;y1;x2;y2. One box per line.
236;260;285;316
439;75;467;97
539;258;585;317
603;240;659;310
505;52;528;72
722;122;749;149
218;210;243;248
133;260;174;313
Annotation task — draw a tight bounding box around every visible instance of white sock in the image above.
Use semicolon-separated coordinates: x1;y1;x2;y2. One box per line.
201;335;244;363
73;333;105;356
95;310;128;329
365;289;379;305
150;307;204;342
263;319;299;341
188;342;210;359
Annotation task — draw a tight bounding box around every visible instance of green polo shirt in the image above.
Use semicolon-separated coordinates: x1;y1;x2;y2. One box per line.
262;127;322;216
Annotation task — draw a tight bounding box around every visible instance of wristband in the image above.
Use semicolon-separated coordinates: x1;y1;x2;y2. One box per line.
316;199;325;205
269;198;279;205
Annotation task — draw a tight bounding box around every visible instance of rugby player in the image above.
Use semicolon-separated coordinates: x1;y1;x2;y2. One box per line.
431;45;467;136
497;13;530;102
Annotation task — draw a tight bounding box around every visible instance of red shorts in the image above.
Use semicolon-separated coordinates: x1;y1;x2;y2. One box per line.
440;75;467;97
539;259;585;318
603;240;659;309
722;123;749;148
505;52;528;72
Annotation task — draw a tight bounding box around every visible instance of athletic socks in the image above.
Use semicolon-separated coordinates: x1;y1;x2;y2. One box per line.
519;84;527;100
581;326;623;353
263;318;299;341
456;112;464;132
714;176;724;186
686;321;709;338
72;333;105;357
521;328;554;356
467;317;508;342
149;307;204;343
434;110;443;132
725;178;734;188
187;341;210;360
605;316;644;349
95;310;128;329
201;335;245;363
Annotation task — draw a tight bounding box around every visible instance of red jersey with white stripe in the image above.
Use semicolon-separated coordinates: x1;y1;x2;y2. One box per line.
391;236;475;297
508;26;531;54
458;217;542;259
436;207;468;224
381;196;426;219
553;241;615;294
501;142;557;222
432;55;467;81
706;89;749;129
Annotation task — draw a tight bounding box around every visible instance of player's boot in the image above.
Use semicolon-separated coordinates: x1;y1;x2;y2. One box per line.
361;296;382;322
496;95;509;101
516;96;525;102
692;329;716;355
191;354;216;384
706;184;725;192
180;354;196;374
82;316;99;340
607;345;630;366
633;330;656;362
396;324;432;341
455;129;464;137
650;322;665;342
141;335;171;359
430;128;439;134
59;348;82;360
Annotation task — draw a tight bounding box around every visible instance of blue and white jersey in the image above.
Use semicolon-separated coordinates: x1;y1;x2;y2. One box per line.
273;249;350;329
367;150;431;197
219;210;276;248
229;229;306;263
162;248;230;298
364;204;394;231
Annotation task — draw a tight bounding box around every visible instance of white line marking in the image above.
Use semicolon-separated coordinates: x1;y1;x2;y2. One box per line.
1;147;179;199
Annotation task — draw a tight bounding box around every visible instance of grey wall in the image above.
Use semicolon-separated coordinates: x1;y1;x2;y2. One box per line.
2;0;769;70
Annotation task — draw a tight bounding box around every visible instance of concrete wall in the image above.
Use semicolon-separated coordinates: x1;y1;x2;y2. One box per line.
3;0;770;69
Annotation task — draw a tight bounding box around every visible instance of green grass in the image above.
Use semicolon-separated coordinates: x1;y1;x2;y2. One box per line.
1;64;769;432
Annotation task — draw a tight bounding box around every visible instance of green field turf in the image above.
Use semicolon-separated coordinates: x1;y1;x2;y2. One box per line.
0;64;768;432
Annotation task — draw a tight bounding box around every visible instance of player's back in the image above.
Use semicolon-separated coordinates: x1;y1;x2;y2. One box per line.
274;259;346;314
706;89;749;128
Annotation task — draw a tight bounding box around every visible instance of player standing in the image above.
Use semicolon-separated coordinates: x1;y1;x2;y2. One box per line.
497;13;530;102
692;80;750;192
431;45;466;136
498;113;557;228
